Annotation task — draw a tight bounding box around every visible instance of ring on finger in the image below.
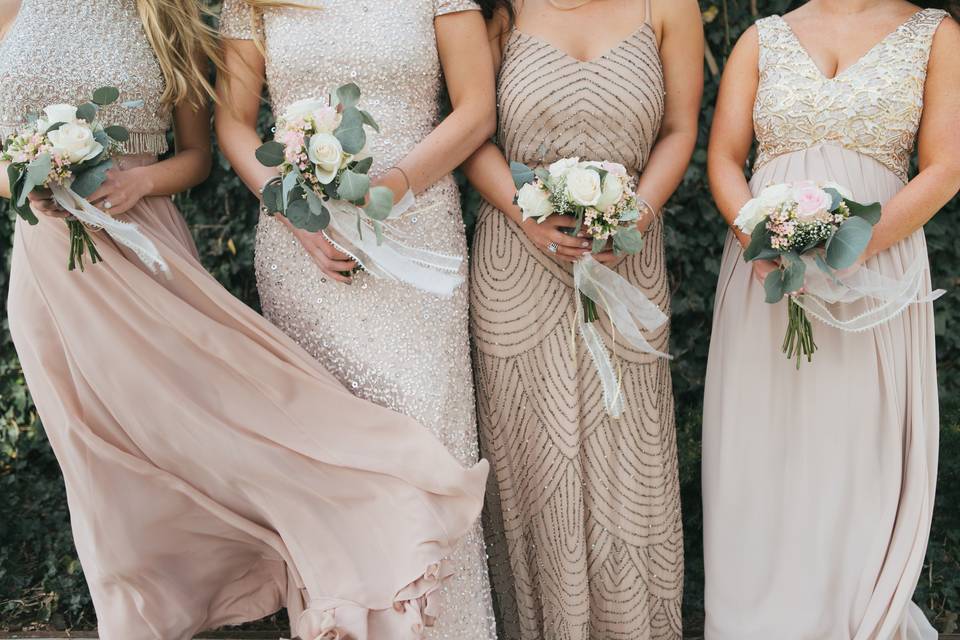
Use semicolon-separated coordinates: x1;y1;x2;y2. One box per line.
547;242;559;254
103;200;113;210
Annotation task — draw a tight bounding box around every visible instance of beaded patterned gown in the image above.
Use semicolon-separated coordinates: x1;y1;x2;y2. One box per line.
702;10;947;640
218;2;498;639
470;7;683;639
2;2;490;639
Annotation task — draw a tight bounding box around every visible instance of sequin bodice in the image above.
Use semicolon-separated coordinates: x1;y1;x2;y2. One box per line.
220;0;480;170
497;26;664;177
0;0;171;155
753;9;947;183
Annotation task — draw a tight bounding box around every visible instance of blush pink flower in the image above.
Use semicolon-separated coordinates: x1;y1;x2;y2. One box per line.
793;184;832;220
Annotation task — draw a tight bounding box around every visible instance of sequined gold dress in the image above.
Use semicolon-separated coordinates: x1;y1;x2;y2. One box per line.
218;2;498;639
470;7;683;638
702;10;947;640
2;2;489;639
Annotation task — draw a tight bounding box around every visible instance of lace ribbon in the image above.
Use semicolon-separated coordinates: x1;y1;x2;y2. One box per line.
321;190;464;297
795;254;944;332
49;183;169;274
573;254;671;417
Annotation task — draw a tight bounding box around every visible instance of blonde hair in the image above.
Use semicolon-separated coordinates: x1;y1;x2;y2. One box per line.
135;0;224;108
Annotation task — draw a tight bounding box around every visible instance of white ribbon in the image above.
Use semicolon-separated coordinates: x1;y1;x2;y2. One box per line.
573;254;671;417
50;183;169;274
321;190;465;297
795;254;944;332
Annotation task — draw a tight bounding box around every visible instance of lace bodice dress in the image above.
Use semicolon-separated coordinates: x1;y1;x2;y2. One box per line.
702;10;948;639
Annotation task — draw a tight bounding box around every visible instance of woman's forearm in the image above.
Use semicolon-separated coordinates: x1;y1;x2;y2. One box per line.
393;103;495;196
216;115;278;197
0;160;11;199
133;147;212;197
708;152;754;247
637;127;698;212
461;141;523;224
866;163;960;259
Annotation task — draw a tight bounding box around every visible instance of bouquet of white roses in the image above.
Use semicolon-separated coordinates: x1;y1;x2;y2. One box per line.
255;83;463;296
2;87;164;272
736;180;883;366
511;157;669;417
512;158;647;322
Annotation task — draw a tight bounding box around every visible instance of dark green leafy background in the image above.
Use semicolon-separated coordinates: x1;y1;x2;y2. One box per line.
1;0;957;634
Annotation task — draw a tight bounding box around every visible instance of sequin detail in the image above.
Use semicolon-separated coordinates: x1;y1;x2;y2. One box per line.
219;2;497;639
753;9;948;183
0;0;171;156
471;25;683;640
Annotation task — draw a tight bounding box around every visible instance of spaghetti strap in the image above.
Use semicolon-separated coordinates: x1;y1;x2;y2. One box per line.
644;0;652;24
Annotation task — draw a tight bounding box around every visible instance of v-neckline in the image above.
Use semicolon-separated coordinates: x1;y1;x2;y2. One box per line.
776;9;926;82
512;22;656;65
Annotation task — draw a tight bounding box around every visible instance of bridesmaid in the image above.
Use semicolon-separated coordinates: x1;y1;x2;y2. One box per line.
704;1;960;638
0;1;489;639
463;1;703;638
214;2;499;639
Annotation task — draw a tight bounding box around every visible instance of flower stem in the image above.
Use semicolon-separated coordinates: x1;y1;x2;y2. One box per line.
66;219;101;272
781;295;817;368
581;293;600;323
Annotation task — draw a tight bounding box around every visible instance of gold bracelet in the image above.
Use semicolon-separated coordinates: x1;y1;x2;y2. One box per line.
388;166;412;194
637;196;658;221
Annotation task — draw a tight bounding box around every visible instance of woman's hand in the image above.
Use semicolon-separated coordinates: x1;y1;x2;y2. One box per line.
281;218;357;284
88;167;153;216
27;189;67;218
752;259;779;285
521;215;590;262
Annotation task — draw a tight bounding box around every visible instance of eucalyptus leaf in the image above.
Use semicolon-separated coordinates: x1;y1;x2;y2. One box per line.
104;125;130;143
304;189;330;231
592;237;607;254
71;160;113;199
363;186;395;221
823;188;843;210
612;227;644;255
619;208;640;223
76;102;98;123
847;200;882;225
285;196;327;232
334;107;366;155
120;99;145;109
825;216;873;269
764;270;786;304
261;180;283;214
359;110;380;133
91;87;120;106
26;153;52;189
743;223;780;262
281;170;298;208
338;169;370;203
373;219;384;245
255;141;286;167
780;252;806;294
351;157;374;175
8;164;36;223
336;83;362;109
510;161;536;188
813;252;837;279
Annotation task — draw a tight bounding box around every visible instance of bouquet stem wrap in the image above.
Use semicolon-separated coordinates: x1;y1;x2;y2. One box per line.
795;255;944;332
321;190;464;297
573;254;671;417
50;184;169;274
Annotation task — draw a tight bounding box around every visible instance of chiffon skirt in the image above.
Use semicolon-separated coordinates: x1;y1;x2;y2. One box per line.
702;144;939;640
5;155;489;640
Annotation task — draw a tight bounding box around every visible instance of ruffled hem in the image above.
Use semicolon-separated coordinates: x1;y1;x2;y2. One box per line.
293;560;453;640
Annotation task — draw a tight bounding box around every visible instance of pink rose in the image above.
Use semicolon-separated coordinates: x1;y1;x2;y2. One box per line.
793;184;832;220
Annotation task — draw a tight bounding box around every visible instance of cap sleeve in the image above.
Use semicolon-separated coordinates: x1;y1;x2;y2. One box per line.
219;0;264;41
435;0;481;17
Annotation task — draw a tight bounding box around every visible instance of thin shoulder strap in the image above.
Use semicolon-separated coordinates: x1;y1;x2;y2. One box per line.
644;0;652;25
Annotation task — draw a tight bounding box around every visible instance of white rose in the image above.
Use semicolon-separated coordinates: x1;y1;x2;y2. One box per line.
283;98;328;123
734;197;768;234
43;104;79;126
595;173;625;210
516;182;554;222
47;122;103;163
548;157;580;179
307;133;344;184
565;167;602;207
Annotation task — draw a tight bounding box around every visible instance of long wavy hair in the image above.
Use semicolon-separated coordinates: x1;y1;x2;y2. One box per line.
134;0;224;108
